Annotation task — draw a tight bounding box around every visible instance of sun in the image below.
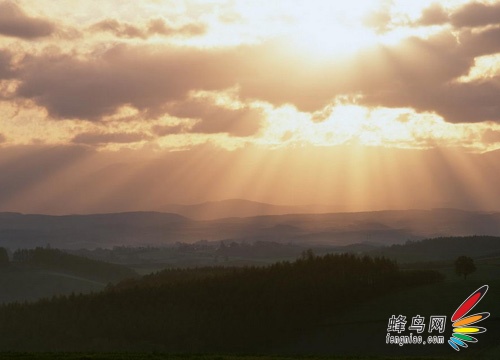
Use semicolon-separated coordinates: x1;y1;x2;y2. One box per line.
279;0;384;58
268;0;460;59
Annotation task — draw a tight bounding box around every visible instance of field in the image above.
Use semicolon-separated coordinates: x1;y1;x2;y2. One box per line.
0;268;105;304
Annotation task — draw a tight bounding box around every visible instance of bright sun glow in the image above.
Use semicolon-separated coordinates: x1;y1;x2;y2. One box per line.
190;0;458;57
282;1;381;57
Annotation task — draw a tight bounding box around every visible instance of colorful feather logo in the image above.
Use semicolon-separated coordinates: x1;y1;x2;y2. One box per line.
448;285;489;351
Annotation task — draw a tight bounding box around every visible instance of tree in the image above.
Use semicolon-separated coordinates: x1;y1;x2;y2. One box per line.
0;247;9;267
300;248;315;261
455;256;476;280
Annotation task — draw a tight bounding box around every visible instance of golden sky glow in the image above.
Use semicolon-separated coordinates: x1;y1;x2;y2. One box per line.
0;0;499;213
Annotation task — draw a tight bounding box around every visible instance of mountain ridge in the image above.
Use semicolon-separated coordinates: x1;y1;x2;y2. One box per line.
0;207;499;250
157;198;318;220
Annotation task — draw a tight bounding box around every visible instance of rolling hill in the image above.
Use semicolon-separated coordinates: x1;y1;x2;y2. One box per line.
0;247;137;304
0;208;500;250
158;199;310;220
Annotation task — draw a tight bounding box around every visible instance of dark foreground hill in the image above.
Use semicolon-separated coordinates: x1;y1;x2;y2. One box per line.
0;247;137;304
10;247;137;283
0;253;441;353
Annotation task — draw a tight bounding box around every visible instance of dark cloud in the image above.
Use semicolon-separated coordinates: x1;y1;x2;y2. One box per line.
0;133;6;143
451;2;500;28
459;26;500;57
363;75;500;123
0;1;55;39
147;19;206;37
419;79;500;123
236;31;499;123
90;18;206;39
417;2;500;28
233;32;497;122
417;3;449;26
151;124;187;137
0;50;15;79
91;19;144;38
72;131;150;145
14;41;324;120
166;99;263;137
16;44;238;120
354;29;500;123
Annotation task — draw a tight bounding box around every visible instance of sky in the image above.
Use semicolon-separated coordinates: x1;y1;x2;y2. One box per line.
0;0;499;214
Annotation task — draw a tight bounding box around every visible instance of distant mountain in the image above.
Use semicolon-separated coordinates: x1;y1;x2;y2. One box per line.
158;199;315;220
0;208;499;250
0;212;187;249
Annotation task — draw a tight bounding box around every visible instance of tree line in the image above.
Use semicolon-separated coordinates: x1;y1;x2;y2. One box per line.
0;252;443;352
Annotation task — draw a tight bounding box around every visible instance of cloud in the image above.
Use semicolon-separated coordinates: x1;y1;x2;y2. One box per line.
363;9;393;33
147;18;206;37
15;40;342;120
417;2;500;28
11;24;500;125
0;50;15;79
0;1;55;39
72;131;150;145
482;129;500;144
355;28;500;123
234;32;498;123
418;79;500;123
451;2;500;28
417;3;449;26
90;19;144;39
166;99;263;137
0;133;6;143
16;44;238;120
460;26;500;57
90;18;207;39
151;124;187;137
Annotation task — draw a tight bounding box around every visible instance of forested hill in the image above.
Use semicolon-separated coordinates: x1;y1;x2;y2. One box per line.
0;253;442;352
370;235;500;262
